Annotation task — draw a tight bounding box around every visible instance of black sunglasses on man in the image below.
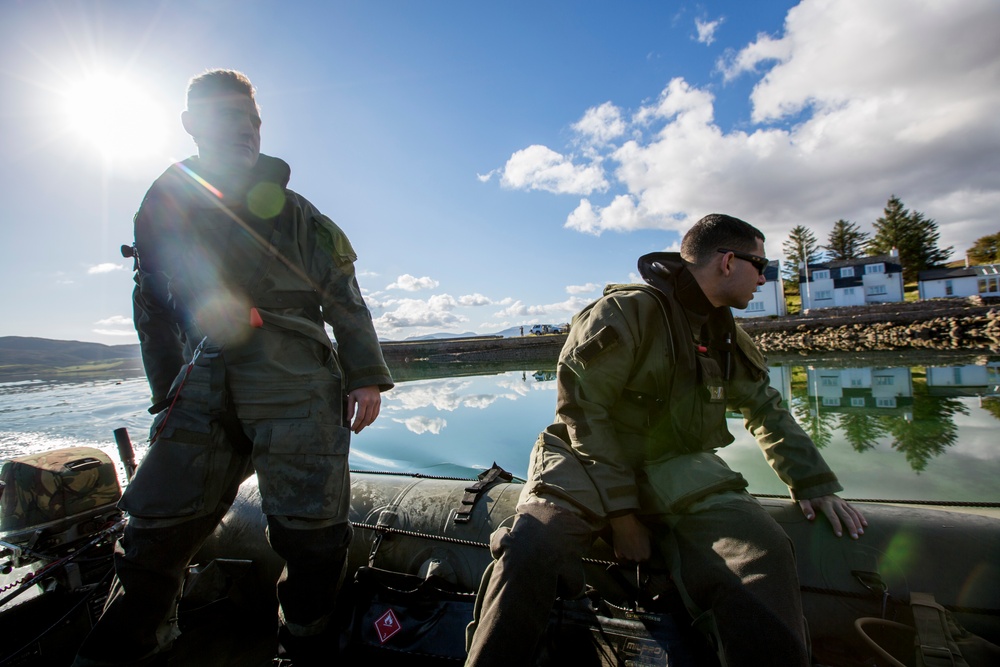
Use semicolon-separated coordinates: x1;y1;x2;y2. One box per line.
717;247;769;275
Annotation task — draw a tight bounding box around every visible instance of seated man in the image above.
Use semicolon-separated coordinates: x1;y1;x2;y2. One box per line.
465;214;866;667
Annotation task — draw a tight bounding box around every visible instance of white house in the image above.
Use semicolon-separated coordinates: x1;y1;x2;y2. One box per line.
926;363;1000;396
732;263;786;318
806;366;914;411
799;251;905;311
917;263;1000;300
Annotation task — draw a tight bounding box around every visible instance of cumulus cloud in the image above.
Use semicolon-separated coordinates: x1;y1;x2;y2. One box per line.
494;296;591;321
95;315;132;327
88;263;124;274
695;17;724;45
386;274;439;291
486;0;1000;256
457;293;493;306
566;283;600;295
373;294;466;334
572;102;626;146
92;315;134;336
394;416;447;435
500;145;608;195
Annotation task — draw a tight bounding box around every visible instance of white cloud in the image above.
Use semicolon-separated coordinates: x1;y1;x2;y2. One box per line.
92;328;136;337
566;283;600;295
386;274;440;291
458;293;492;306
373;294;467;336
499;145;608;195
572;102;626;146
95;315;132;327
88;263;124;274
490;0;1000;258
394;416;447;435
494;296;591;320
695;17;724;45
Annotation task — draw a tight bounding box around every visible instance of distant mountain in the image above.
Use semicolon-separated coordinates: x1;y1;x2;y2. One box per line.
0;336;140;367
402;331;481;341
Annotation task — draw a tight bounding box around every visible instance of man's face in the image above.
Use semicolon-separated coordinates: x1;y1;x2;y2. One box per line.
185;92;261;172
728;238;769;309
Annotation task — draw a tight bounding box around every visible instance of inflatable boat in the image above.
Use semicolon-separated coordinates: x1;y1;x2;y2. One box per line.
2;445;999;666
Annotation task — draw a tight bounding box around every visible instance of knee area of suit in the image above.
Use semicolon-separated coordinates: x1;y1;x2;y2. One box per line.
266;517;352;565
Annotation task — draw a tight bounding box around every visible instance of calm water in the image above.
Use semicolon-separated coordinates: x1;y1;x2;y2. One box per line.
2;351;999;503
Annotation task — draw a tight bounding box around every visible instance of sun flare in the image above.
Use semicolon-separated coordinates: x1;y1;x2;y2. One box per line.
65;72;167;160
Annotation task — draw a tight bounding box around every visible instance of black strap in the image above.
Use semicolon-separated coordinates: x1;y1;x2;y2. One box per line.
454;463;513;524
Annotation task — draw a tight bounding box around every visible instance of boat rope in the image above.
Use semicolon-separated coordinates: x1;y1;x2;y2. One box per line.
0;518;124;608
351;520;490;550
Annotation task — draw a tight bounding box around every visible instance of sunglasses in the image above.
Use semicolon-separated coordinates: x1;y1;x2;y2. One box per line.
717;248;769;275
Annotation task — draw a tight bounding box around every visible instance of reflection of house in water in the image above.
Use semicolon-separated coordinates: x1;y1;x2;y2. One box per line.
806;367;914;416
926;363;1000;397
532;370;557;382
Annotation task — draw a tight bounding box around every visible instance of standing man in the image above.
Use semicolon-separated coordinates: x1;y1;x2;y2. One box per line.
465;214;866;667
74;69;393;666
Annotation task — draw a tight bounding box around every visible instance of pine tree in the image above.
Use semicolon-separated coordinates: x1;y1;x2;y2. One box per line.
823;219;869;261
967;231;1000;265
868;195;952;282
781;225;822;282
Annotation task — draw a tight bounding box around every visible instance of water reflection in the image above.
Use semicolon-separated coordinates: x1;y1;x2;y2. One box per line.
2;353;998;502
370;352;1000;502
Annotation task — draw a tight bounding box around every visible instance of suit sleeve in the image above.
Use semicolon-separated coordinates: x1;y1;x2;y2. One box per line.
728;327;843;500
310;211;393;393
555;296;645;516
132;198;186;405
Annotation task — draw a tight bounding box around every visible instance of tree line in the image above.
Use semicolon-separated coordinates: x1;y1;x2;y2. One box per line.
780;195;1000;285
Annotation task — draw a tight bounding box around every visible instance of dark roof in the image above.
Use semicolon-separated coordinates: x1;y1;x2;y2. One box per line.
918;264;1000;281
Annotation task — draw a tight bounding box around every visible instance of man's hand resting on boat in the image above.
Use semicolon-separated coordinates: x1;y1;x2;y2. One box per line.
799;495;867;539
609;513;652;563
347;385;381;433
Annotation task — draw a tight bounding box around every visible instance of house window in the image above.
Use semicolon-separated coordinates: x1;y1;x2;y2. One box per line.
875;375;895;386
815;290;833;300
945;280;954;296
843;287;855;296
850;397;866;407
746;301;765;312
850;378;863;387
821;376;840;387
867;285;887;296
981;277;1000;294
866;263;885;274
876;397;897;408
840;267;854;278
823;397;841;407
812;270;830;280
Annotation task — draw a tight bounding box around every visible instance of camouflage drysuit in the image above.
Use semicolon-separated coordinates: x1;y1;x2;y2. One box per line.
466;253;842;667
75;154;393;665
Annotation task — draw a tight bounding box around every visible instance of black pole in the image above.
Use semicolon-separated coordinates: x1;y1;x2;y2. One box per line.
113;427;137;483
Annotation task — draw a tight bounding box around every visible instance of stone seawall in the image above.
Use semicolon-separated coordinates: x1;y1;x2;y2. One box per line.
740;299;1000;353
381;298;1000;363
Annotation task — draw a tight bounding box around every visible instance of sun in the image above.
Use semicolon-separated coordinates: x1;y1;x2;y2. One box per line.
64;72;167;161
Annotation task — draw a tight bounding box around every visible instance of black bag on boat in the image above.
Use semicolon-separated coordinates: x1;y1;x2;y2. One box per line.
347;566;475;665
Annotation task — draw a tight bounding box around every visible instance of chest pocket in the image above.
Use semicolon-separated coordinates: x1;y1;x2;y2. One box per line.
659;352;733;453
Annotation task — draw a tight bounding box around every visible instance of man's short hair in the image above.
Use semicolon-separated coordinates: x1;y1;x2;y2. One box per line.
681;214;765;265
186;69;257;110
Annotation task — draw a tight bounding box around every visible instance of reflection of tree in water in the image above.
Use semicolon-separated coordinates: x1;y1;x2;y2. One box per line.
838;412;888;453
885;389;968;472
789;395;836;449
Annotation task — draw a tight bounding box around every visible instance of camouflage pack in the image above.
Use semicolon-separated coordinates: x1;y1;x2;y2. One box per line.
0;447;121;534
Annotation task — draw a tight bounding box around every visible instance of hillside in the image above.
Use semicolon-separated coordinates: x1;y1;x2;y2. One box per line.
0;336;140;371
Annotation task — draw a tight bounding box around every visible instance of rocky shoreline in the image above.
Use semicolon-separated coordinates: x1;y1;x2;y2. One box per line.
381;298;1000;365
740;298;1000;353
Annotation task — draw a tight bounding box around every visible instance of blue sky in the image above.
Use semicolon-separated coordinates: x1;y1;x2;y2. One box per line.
2;0;998;345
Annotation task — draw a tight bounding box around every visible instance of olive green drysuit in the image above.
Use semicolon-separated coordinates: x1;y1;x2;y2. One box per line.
75;155;392;666
466;253;841;667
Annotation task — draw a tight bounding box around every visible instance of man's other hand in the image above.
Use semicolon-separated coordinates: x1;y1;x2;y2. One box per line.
609;513;651;563
347;385;381;433
798;495;868;539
